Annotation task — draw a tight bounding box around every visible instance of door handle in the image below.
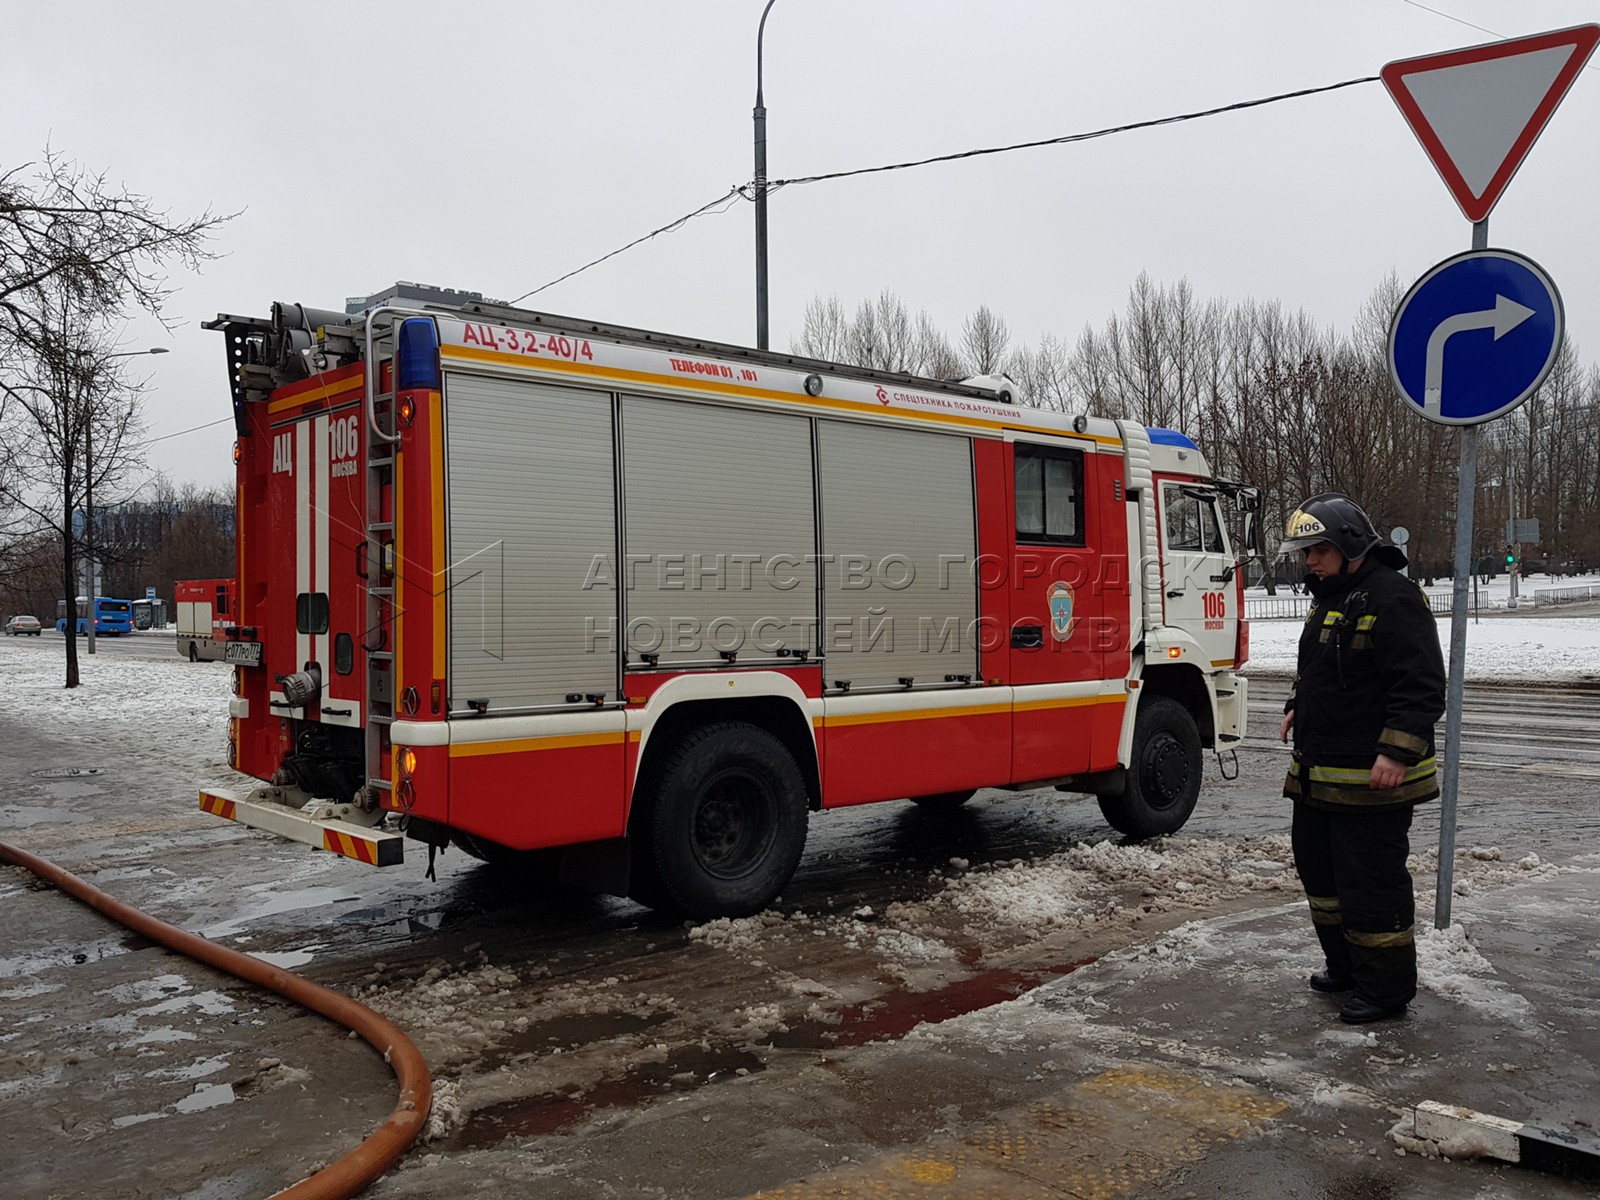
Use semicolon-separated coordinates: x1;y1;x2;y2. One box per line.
1166;590;1185;598
1011;624;1044;649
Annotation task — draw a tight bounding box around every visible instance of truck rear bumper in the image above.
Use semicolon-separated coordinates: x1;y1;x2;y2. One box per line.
199;786;404;866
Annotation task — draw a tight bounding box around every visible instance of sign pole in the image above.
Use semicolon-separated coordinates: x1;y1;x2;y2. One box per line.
1434;217;1489;928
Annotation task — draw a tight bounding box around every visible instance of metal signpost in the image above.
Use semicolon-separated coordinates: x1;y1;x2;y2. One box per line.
1381;24;1597;927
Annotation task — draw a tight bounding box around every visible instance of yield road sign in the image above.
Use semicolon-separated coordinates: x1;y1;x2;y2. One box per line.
1387;249;1563;426
1382;25;1599;223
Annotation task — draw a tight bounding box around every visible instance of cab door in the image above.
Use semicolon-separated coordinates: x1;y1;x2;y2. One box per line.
1006;437;1114;780
1155;478;1237;666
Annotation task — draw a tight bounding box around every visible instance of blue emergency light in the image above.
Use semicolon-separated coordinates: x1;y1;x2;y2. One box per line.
396;318;441;391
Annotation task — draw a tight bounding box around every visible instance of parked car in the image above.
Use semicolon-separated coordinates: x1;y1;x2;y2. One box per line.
4;614;43;636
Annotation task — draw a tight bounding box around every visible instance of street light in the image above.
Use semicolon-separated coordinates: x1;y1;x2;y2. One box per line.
82;346;168;655
753;0;778;350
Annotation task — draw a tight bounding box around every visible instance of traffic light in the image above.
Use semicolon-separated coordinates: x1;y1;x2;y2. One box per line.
1505;545;1515;565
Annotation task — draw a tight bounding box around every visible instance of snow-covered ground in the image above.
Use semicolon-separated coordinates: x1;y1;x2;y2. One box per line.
1245;572;1600;681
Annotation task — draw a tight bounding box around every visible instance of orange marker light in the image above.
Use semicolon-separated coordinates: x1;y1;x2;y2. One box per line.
1167;646;1182;658
400;748;418;776
398;396;416;426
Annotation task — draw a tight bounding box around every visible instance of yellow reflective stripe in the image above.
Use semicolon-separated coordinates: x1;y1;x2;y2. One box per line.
1379;728;1430;756
1356;614;1377;630
1347;927;1415;948
1308;756;1436;785
1307;895;1342;926
1321;610;1344;626
1303;775;1439;805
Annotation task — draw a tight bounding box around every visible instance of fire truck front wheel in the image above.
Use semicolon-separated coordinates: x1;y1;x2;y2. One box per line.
634;721;809;920
1098;695;1201;839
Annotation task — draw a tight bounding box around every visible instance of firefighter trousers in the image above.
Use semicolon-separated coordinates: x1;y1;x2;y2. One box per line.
1290;800;1417;1009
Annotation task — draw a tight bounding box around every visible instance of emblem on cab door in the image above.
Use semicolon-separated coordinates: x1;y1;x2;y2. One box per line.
1047;582;1076;642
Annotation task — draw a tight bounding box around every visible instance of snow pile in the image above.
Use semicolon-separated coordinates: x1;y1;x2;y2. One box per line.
1416;922;1532;1025
420;1078;466;1143
684;837;1302;975
913;836;1298;938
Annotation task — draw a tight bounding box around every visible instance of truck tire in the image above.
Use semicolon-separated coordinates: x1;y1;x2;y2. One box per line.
1097;695;1201;840
909;789;976;812
633;721;808;919
188;642;199;662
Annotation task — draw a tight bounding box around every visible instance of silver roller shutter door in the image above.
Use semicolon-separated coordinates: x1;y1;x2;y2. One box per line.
621;396;815;664
817;421;978;688
445;373;617;710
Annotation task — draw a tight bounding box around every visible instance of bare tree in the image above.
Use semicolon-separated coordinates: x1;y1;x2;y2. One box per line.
0;149;228;353
0;279;147;685
792;293;849;362
959;305;1011;375
0;147;227;686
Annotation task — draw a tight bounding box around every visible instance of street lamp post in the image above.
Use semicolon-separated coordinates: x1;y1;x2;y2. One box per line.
753;0;778;350
82;346;168;655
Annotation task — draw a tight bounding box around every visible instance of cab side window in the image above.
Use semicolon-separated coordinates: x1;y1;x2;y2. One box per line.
1162;483;1223;554
1015;445;1086;545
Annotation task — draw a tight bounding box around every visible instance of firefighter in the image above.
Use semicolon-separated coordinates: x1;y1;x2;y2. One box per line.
1276;493;1446;1024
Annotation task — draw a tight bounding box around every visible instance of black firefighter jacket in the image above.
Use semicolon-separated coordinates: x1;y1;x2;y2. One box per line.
1283;548;1447;811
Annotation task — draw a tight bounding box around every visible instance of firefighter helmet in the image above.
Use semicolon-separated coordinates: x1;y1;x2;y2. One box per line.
1280;493;1382;561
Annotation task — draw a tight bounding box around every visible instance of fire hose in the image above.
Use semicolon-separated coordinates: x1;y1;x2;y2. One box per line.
0;839;431;1200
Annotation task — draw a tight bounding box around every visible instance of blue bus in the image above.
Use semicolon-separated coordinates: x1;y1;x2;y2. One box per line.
57;596;135;636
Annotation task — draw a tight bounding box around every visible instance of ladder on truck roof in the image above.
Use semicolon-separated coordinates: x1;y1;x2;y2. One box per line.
363;318;399;807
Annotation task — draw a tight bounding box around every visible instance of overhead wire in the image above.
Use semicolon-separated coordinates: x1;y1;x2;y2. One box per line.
1397;0;1600;73
513;74;1380;300
765;75;1379;190
507;187;745;304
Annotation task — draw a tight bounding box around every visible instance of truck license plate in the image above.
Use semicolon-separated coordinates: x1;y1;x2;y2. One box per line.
224;641;262;666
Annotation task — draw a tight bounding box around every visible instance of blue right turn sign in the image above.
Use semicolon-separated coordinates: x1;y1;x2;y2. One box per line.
1387;248;1563;426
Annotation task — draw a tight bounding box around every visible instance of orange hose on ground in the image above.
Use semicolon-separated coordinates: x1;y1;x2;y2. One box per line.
0;839;431;1200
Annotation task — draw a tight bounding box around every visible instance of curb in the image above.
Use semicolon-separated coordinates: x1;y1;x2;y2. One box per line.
1398;1101;1600;1181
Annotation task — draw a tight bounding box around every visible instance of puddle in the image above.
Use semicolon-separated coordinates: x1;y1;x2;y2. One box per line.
29;767;106;779
175;1082;236;1113
0;805;78;829
0;935;131;978
194;885;364;939
126;1027;198;1047
436;959;1100;1151
152;1055;232;1082
453;1042;766;1147
251;947;320;970
111;1081;236;1128
771;961;1095;1050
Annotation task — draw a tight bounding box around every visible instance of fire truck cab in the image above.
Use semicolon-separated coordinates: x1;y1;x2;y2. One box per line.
201;288;1257;918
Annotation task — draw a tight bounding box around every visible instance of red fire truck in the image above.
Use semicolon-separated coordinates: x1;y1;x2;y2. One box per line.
200;290;1258;917
175;578;238;661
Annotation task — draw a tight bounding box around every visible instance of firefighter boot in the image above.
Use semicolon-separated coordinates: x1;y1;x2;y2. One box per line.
1338;935;1415;1024
1309;919;1353;994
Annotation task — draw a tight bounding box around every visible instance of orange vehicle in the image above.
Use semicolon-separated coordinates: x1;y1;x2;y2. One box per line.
175;578;238;662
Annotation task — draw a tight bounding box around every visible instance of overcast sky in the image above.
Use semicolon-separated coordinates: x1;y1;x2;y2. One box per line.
7;1;1599;490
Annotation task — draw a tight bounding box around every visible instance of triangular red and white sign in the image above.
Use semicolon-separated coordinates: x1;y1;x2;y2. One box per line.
1382;24;1599;223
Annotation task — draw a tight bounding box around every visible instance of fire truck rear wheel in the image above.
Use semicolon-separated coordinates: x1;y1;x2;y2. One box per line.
1098;695;1201;839
188;642;199;662
637;721;808;920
